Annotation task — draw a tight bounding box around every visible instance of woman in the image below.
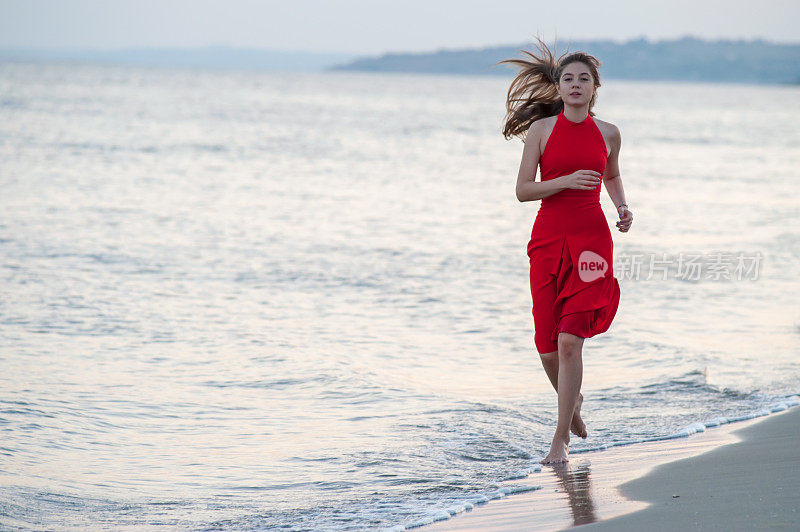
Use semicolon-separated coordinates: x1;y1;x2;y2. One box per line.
498;39;633;464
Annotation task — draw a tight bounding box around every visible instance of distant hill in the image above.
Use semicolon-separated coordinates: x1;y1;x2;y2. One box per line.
0;45;358;72
3;38;798;84
329;36;800;85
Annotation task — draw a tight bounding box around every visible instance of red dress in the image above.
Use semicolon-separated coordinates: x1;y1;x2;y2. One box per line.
527;110;620;354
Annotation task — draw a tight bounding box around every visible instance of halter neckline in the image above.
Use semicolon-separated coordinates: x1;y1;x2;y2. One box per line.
559;110;591;125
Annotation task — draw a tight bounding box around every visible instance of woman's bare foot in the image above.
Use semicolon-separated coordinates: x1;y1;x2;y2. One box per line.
571;393;587;439
541;435;570;464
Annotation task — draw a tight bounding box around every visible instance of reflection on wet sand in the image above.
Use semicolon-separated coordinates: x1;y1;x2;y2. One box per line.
549;463;598;526
422;418;756;531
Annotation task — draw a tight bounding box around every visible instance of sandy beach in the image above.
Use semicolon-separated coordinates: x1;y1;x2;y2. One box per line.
422;406;800;531
581;404;800;531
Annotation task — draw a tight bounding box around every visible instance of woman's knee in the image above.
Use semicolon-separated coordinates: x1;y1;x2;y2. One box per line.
539;350;558;366
558;332;583;358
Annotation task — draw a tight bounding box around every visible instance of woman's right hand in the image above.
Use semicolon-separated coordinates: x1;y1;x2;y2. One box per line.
558;170;602;190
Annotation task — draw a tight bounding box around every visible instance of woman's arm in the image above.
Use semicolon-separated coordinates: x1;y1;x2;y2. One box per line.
603;125;633;232
515;121;566;202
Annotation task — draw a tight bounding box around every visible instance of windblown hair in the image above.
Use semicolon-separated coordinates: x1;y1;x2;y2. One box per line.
497;36;602;141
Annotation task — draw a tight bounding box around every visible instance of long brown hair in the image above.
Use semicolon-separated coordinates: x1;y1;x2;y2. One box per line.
497;36;602;141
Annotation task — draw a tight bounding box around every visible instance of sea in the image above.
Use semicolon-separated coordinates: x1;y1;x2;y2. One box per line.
1;61;799;531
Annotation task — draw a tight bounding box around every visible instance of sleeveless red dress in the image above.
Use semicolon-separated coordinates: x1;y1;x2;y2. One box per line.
526;110;620;354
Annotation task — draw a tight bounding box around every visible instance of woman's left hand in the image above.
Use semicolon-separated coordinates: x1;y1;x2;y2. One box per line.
616;206;633;232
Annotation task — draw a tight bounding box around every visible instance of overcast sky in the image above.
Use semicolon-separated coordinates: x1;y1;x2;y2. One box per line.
1;0;798;55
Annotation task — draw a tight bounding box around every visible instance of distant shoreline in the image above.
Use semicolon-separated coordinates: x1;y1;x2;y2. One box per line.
2;36;799;85
1;59;797;88
329;36;800;86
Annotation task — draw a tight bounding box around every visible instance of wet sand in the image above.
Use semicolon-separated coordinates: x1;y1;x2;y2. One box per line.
580;405;800;531
421;406;799;531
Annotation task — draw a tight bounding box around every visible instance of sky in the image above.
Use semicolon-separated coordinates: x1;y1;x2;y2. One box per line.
1;0;798;55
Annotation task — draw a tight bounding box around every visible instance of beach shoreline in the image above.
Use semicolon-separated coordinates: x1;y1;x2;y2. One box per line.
580;403;800;531
415;402;800;531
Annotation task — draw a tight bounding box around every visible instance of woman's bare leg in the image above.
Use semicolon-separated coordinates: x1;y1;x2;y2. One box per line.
542;332;584;464
539;351;587;438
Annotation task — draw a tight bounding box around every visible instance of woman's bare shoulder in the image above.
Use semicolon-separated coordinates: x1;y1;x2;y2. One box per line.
532;114;558;128
592;116;621;138
527;114;558;149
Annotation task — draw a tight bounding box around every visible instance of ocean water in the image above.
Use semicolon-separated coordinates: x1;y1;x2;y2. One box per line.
1;62;799;531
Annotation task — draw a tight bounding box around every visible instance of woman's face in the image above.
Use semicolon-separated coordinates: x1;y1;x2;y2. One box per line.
557;62;594;107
